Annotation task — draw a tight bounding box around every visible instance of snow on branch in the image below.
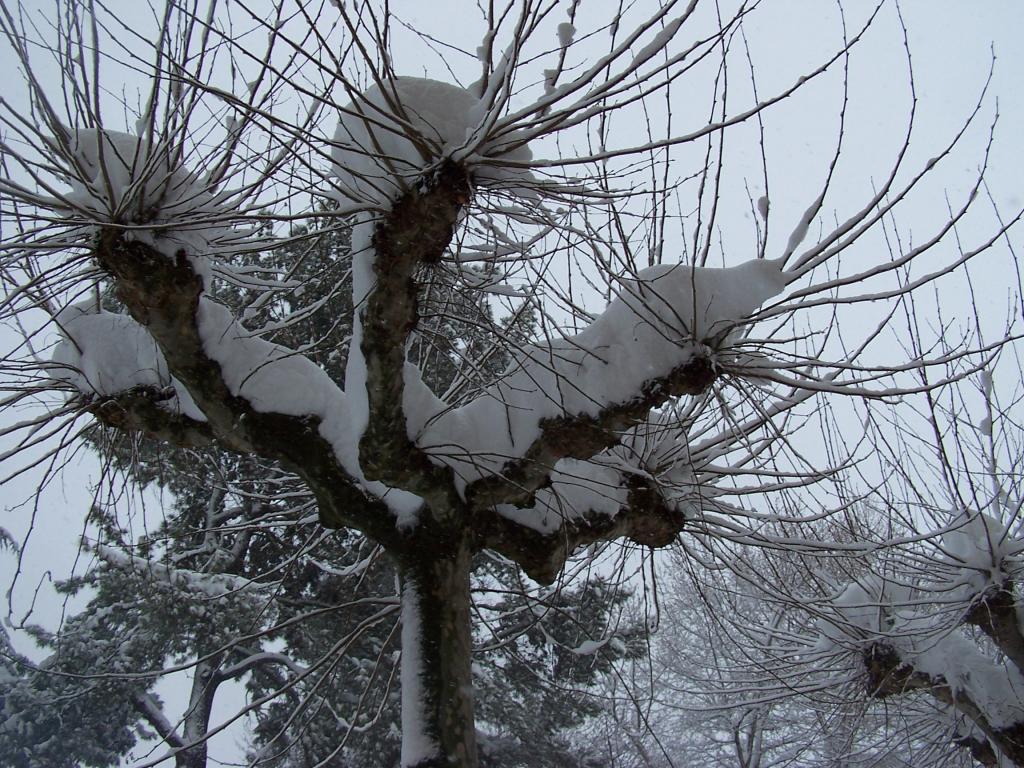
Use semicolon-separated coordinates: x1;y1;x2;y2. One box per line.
31;127;246;264
93;544;272;600
50;302;204;419
332;77;535;207
939;511;1024;602
817;529;1024;765
863;637;1024;764
409;258;787;498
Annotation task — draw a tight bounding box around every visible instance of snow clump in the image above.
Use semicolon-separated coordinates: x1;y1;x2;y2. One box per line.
406;257;787;487
56;129;217;221
332;76;534;205
51;127;234;259
50;302;203;420
940;511;1023;599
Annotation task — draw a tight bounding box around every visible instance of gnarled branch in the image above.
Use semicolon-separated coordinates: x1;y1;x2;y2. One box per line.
465;355;716;511
93;231;396;544
864;642;1024;766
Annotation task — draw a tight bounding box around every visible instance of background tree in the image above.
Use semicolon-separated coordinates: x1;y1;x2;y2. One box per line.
1;216;635;767
629;353;1024;768
816;349;1024;767
624;525;962;768
0;1;1020;766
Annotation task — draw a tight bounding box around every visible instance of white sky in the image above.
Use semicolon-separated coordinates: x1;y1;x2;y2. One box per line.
1;1;1022;765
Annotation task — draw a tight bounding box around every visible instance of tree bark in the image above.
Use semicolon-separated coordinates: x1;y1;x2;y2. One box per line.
178;655;223;768
396;535;478;768
865;642;1024;767
966;584;1024;673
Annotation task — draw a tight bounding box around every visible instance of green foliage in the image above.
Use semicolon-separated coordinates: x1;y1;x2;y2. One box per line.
474;569;645;768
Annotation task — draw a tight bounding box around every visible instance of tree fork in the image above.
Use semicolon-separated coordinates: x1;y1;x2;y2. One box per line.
865;642;1024;766
92;231;397;544
965;583;1024;673
464;353;717;510
358;160;470;513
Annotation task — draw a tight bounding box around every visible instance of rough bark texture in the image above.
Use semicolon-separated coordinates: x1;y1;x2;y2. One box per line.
865;642;1024;766
93;231;397;545
965;583;1024;673
464;355;716;510
358;160;469;514
957;735;1000;768
87;157;726;766
167;655;223;768
397;535;478;768
477;474;689;584
88;386;214;447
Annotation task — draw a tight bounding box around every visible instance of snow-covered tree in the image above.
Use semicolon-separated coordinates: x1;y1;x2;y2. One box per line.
0;1;1020;765
631;526;958;768
1;219;633;766
653;355;1024;768
0;537;277;768
813;355;1024;767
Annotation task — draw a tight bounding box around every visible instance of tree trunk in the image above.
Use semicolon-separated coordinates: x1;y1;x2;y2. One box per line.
397;535;478;768
178;655;221;768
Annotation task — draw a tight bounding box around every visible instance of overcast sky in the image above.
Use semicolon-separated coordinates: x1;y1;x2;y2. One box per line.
1;1;1022;765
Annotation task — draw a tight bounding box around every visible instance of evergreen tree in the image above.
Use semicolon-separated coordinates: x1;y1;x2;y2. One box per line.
1;213;638;767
